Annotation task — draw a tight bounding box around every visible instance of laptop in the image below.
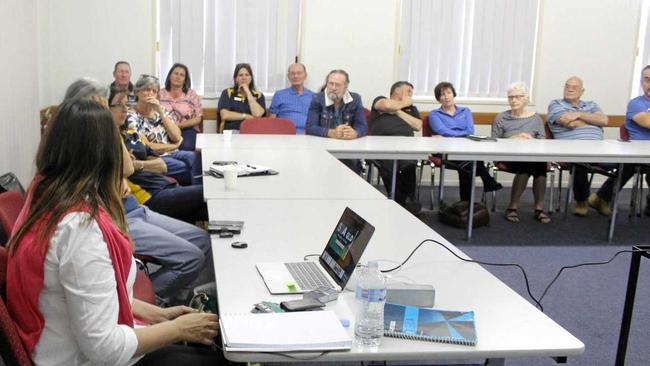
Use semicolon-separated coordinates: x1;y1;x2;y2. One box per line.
256;207;375;294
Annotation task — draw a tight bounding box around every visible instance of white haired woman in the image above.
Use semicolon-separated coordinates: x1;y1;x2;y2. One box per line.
491;82;550;224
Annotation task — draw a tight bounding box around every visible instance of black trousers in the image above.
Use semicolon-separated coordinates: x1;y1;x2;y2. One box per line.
375;160;417;204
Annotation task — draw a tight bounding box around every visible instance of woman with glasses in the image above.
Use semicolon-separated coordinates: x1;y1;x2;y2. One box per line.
217;63;266;131
428;81;503;202
6;98;222;366
159;63;202;151
491;82;550;224
127;74;201;185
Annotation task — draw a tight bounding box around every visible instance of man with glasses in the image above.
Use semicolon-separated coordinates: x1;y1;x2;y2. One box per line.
547;76;608;216
306;69;367;173
110;61;136;105
269;63;314;134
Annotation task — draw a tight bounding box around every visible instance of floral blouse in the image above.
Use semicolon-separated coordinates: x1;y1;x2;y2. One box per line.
159;88;203;131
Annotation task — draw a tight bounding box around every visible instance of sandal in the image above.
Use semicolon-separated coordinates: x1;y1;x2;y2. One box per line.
534;209;551;224
505;208;519;223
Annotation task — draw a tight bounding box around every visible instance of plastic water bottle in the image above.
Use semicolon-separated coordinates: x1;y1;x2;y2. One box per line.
354;261;386;350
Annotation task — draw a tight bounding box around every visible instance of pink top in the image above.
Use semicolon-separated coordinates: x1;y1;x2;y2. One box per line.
159;88;203;131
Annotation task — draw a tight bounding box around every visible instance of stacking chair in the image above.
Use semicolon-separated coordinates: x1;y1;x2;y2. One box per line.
0;246;32;366
488;121;557;212
0;191;23;245
240;117;296;135
620;125;647;218
544;123;617;215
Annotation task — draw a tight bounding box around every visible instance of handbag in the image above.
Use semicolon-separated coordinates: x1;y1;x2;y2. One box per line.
439;201;490;229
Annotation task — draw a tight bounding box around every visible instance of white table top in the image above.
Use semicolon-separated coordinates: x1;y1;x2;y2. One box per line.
201;147;386;200
197;133;650;163
207;199;584;362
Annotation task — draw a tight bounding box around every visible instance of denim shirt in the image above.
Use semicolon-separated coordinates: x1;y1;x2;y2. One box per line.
305;91;367;137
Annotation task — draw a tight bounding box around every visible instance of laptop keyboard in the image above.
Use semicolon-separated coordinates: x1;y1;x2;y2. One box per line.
285;262;332;290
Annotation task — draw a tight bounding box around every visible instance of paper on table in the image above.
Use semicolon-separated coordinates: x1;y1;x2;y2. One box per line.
220;310;352;352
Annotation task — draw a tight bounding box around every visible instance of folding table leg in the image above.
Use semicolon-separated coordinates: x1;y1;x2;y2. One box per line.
564;165;575;218
390;160;398;200
607;163;625;242
466;161;477;241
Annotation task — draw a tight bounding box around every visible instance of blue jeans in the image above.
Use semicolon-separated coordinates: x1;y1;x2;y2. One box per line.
127;205;214;301
144;184;208;222
179;128;198;151
163;150;202;185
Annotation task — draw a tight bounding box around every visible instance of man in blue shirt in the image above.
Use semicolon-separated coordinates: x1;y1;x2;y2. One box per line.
589;65;650;216
269;63;314;134
546;76;608;216
306;69;367;173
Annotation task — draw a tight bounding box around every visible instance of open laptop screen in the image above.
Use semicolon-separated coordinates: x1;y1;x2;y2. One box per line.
319;207;375;289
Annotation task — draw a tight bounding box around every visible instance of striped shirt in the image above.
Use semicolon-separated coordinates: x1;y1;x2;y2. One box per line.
491;111;545;139
547;98;603;140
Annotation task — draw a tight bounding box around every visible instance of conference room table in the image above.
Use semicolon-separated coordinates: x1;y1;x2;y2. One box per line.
198;134;650;240
207;199;585;364
200;147;386;200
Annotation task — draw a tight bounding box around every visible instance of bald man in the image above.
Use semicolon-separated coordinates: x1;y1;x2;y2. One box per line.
547;76;608;216
269;63;314;134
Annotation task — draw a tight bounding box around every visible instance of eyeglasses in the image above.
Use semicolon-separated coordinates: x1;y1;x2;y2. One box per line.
507;95;525;100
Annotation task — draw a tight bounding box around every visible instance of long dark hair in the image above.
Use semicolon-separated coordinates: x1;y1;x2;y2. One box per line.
8;99;128;253
232;63;257;92
164;63;192;93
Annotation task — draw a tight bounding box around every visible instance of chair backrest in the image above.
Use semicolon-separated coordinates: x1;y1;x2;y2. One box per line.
543;120;555;139
619;125;630;141
0;173;25;196
0;246;33;366
240;117;296;135
421;114;433;137
0;191;24;245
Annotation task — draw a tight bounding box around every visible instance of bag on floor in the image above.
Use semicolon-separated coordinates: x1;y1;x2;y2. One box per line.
439;201;490;229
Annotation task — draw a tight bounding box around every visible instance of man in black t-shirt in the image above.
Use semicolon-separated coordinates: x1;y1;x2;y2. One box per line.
369;81;422;213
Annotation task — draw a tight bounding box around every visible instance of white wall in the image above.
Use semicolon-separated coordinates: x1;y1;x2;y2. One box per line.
37;0;156;106
0;0;40;185
300;0;399;107
34;0;645;116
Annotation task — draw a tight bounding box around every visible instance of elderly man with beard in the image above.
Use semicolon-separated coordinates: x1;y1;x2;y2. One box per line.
306;69;367;172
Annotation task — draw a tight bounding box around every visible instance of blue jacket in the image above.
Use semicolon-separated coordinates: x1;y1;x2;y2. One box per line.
305;91;367;137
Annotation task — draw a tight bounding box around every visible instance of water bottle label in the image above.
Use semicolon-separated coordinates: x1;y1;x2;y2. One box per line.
355;287;386;302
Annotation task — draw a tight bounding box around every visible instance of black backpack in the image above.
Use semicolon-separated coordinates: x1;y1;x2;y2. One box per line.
439;201;490;229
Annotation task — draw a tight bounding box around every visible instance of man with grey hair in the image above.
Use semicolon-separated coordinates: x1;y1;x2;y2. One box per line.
547;76;608;216
306;69;367;173
269;63;314;134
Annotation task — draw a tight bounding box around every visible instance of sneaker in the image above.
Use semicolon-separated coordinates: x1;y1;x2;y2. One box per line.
484;179;503;193
573;201;588;216
588;192;611;216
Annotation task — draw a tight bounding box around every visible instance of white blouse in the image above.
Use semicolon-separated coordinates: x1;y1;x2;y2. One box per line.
32;212;140;366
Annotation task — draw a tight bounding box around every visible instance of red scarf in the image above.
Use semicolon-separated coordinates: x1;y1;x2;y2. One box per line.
6;178;134;354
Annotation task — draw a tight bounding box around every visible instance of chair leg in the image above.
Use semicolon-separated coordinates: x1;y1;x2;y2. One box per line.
438;160;446;209
548;167;555;213
557;168;563;213
429;165;436;210
629;168;640;219
638;170;644;217
415;161;423;201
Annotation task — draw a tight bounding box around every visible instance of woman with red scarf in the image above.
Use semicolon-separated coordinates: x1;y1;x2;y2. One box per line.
6;99;221;365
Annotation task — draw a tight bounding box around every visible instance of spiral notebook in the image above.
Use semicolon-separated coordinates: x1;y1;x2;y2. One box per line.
383;303;477;346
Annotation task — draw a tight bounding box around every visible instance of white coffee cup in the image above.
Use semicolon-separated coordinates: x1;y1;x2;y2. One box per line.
223;129;233;142
223;166;237;190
